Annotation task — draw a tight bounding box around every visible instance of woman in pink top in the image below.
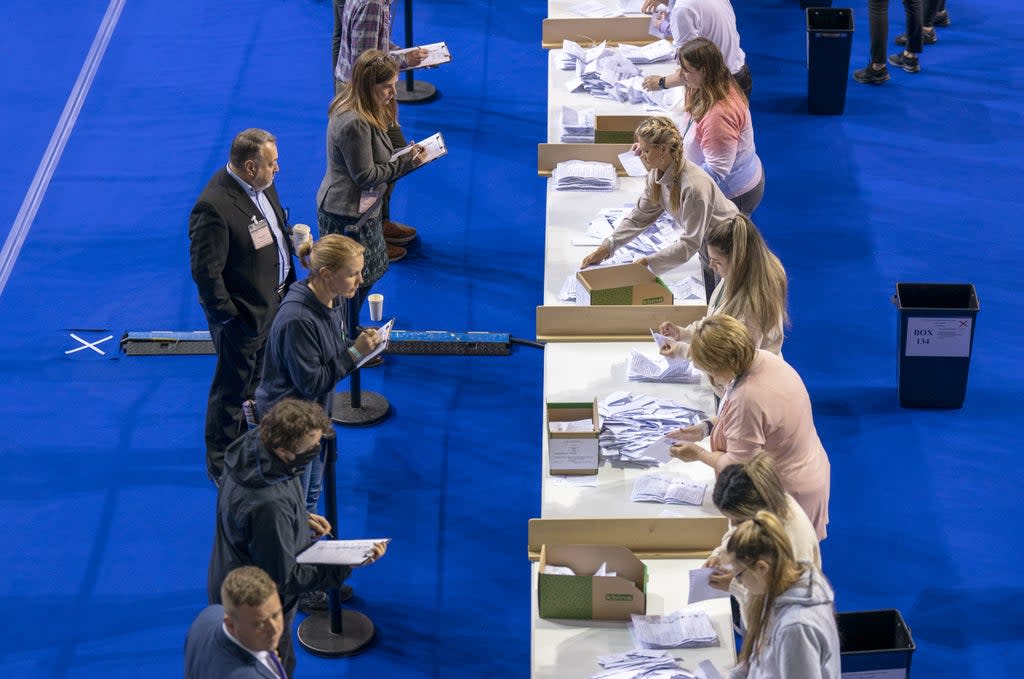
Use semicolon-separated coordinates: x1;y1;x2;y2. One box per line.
669;315;830;539
677;38;764;216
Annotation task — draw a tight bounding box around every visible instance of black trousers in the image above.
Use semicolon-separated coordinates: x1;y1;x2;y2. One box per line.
869;0;924;62
732;64;752;100
383;123;407;222
204;318;268;481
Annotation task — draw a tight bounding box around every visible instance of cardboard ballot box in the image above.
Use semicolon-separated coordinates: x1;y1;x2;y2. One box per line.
576;262;673;306
537;544;647;620
547;401;600;475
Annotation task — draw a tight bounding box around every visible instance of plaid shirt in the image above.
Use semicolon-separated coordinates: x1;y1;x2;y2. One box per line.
334;0;407;82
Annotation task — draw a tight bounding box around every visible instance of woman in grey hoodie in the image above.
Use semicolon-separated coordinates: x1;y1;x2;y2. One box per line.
725;510;841;679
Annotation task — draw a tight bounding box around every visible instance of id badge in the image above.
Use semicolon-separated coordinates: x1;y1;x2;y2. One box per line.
358;189;382;215
248;218;273;250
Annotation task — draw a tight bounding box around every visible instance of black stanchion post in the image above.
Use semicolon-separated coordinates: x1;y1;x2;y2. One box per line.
296;436;377;656
332;293;390;426
395;0;438;103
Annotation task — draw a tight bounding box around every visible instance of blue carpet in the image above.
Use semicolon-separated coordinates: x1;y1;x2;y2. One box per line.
0;0;1021;677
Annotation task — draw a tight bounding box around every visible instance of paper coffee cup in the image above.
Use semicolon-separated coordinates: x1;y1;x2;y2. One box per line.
291;224;311;250
368;293;384;322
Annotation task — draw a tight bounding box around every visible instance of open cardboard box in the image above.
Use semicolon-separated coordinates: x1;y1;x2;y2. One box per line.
576;262;674;306
537;544;647;620
547;401;600;475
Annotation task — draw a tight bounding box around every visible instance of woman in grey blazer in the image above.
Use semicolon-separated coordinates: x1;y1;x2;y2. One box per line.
316;49;426;304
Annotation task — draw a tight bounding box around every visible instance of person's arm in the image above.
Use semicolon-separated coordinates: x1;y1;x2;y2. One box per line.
695;105;742;184
669;3;702;49
337;117;415;189
773;623;832;679
188;201;238;324
278;317;351;400
644;188;706;274
604;172;665;254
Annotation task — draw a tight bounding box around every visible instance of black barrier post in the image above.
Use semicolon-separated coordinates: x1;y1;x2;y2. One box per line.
395;0;438;103
332;294;391;426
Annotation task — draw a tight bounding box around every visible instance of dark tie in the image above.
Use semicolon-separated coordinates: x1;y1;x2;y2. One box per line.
270;650;287;679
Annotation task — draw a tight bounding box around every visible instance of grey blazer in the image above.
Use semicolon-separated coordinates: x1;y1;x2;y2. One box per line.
316;110;415;219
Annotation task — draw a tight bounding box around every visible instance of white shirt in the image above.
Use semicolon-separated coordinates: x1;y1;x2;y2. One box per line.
670;0;746;74
222;623;286;678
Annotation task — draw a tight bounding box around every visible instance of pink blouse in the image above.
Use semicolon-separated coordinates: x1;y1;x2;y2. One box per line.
711;351;831;539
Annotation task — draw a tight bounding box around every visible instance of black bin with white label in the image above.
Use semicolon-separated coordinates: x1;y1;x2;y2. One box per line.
806;7;854;114
895;283;980;409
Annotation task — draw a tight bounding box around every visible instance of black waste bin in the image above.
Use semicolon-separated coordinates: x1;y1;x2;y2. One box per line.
838;609;916;677
895;282;980;409
806;7;854;115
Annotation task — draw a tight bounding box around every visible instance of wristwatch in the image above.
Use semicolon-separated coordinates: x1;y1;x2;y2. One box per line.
658;76;667;90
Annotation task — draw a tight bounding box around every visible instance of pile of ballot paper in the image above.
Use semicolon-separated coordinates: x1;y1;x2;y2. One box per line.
618;40;677;64
552;160;618;191
543;561;617;577
629;610;720;649
631;472;707;505
590;650;691;679
628;349;699;383
561;106;596;143
560;39;686;110
598;392;705;467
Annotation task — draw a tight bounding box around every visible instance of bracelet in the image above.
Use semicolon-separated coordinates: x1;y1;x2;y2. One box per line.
348;346;363;362
658;76;667;90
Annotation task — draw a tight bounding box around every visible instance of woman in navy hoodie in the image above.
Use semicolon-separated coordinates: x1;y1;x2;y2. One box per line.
725;510;841;679
256;234;381;513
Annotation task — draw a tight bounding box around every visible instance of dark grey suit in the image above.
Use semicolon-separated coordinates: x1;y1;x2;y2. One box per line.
184;605;281;679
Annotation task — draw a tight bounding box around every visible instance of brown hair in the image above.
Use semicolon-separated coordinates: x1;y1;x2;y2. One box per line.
688;314;756;378
221;566;278;612
678;37;743;120
229;128;276;168
328;49;398;131
634;116;685;214
727;511;806;664
258;398;334;452
713;452;791;520
705;215;789;342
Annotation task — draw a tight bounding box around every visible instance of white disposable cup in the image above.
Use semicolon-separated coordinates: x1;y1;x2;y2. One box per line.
368;293;384;322
291;224;311;250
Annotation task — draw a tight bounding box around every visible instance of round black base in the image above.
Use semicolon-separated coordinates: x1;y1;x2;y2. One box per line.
332;391;391;427
395;79;437;103
296;609;376;658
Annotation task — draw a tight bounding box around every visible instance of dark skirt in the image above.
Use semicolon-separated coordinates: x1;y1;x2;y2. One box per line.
317;208;389;287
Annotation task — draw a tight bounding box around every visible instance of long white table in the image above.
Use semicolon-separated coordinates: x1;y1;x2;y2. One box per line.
542;341;718;519
531;558;737;679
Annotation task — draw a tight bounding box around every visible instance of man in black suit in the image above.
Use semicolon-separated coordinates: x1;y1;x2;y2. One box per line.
185;566;287;678
190;129;296;483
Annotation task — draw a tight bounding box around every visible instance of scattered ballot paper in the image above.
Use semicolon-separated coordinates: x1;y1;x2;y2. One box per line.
629;609;719;649
543;564;577;576
688;568;732;604
627;349;699;383
598;392;705;467
696;660;724;679
631;472;707;505
296;538;390;566
618;150;648;177
591;649;691;679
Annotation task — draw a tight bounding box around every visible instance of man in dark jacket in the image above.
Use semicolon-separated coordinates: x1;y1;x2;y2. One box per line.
207;398;381;677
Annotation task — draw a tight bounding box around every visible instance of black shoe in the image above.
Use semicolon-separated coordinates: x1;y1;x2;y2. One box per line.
896;30;936;46
932;10;950;27
853;64;890;84
297;590;328;614
888;51;921;73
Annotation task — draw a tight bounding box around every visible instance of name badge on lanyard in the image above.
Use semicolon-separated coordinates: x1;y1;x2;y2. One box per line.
248;216;273;250
358;188;383;215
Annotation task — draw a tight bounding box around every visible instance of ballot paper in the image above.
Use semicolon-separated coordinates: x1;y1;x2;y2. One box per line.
550;418;597;433
562;40;610;70
552;160;618;191
628;349;699;383
629;609;719;649
393;41;452;70
631;472;707;505
354;318;394;369
648;6;671;40
591;649;693;679
598;391;705;467
391;131;447;165
618;40;677;64
543;564;577;575
695;660;724;679
551;474;599;487
568;0;623;17
688;568;732;604
296;538;390;566
618;0;647;13
666;275;706;301
618;150;648;177
562;106;597;143
594;562;618;577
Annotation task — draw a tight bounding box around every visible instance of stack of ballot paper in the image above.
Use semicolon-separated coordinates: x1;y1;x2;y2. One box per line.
561;39;610;71
629;610;720;649
591;649;692;679
561;106;596;143
631;472;707;505
627;349;700;383
598;391;705;466
618;40;677;64
553;160;618;191
543;562;618;577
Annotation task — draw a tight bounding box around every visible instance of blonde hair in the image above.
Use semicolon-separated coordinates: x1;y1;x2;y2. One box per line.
713;452;791;520
688;314;756;378
634;116;685;214
678;37;744;120
727;511;806;664
221;566;278;613
706;215;789;342
328;49;398;131
298;233;365;279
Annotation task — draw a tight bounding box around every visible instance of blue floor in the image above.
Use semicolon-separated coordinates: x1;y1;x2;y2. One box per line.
0;1;1021;677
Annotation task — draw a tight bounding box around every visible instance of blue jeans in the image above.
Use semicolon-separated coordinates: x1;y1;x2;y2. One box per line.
300;440;327;513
